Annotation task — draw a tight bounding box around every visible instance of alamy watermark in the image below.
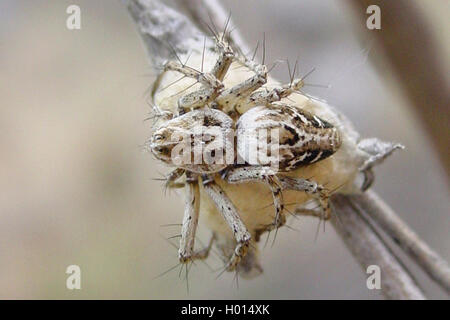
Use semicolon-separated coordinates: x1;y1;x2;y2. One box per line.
151;125;281;170
366;265;381;290
366;5;381;30
66;265;81;290
66;5;81;30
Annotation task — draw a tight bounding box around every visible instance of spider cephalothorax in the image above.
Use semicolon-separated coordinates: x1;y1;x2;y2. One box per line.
150;107;235;173
149;35;342;274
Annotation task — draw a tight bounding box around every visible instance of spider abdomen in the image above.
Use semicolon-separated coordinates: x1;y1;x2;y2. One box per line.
236;104;342;171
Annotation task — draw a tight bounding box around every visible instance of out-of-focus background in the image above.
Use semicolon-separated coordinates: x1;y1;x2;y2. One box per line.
0;0;448;299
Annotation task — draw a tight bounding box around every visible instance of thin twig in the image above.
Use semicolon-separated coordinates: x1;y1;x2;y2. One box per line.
332;194;425;299
351;190;450;293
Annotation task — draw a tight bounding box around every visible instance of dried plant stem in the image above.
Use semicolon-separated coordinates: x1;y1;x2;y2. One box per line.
351;190;450;294
332;194;425;300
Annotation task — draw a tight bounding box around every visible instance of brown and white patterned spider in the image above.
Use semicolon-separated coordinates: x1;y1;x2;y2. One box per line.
147;33;346;276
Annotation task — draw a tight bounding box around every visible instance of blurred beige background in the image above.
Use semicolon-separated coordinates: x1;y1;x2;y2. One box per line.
0;0;448;299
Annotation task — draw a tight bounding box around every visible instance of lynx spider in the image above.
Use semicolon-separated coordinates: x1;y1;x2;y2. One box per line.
149;31;342;273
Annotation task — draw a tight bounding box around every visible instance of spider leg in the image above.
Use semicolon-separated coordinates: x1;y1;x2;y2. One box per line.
164;168;186;190
278;176;331;220
210;38;234;81
146;99;174;121
163;61;218;87
224;167;330;222
215;56;268;113
293;207;325;218
164;60;225;114
223;166;286;232
178;172;213;264
244;77;305;108
189;233;216;261
266;175;286;229
177;87;221;114
202;176;251;271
